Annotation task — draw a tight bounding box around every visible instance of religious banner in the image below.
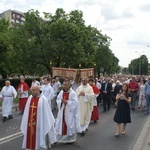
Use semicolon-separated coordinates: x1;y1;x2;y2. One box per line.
52;67;77;79
80;68;94;78
52;67;94;80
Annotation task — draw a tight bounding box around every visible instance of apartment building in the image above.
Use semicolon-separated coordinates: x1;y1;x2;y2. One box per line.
0;9;25;24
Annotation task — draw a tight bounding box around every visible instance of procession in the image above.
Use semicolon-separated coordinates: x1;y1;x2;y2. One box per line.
0;67;150;149
1;1;150;149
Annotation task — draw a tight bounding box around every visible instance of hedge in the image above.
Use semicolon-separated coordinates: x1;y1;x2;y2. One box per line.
0;78;40;90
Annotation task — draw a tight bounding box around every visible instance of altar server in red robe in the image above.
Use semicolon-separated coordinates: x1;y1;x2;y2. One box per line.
18;76;29;114
89;78;100;122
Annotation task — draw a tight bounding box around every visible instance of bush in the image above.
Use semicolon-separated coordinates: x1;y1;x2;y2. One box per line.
0;78;40;90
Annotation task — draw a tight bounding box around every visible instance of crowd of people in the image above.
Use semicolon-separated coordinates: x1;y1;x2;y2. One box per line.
0;74;150;149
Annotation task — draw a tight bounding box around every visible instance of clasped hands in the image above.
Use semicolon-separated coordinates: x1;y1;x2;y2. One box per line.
62;99;67;104
79;91;85;96
103;91;107;94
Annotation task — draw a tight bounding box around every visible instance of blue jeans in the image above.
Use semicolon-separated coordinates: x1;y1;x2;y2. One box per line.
145;94;150;114
130;92;137;109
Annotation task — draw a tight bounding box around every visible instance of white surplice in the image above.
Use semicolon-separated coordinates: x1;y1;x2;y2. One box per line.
20;93;57;150
30;80;40;88
1;85;17;117
41;84;55;108
76;84;94;132
52;81;61;96
55;88;81;143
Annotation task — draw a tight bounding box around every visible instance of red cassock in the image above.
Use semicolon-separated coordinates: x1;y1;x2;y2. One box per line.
26;97;39;149
91;84;100;121
18;82;29;111
62;92;69;135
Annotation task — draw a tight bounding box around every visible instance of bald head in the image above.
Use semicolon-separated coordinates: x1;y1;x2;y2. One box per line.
5;80;10;87
82;77;88;85
31;85;40;90
31;85;41;97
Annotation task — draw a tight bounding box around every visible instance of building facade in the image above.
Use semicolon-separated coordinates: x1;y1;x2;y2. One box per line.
0;9;25;24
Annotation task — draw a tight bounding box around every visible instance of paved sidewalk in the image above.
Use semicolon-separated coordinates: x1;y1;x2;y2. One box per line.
133;114;150;150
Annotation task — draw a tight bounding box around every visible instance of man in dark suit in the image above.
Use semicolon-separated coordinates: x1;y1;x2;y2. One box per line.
101;76;112;112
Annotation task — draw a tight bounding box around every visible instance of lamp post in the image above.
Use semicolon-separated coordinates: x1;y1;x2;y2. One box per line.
49;60;53;76
130;58;133;75
94;63;96;77
135;51;144;75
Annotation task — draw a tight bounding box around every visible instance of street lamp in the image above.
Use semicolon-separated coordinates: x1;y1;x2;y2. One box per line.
79;63;81;69
135;51;144;75
50;60;52;66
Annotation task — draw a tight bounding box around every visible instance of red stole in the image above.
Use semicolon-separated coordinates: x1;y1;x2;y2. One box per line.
18;82;29;91
26;97;39;149
62;92;69;135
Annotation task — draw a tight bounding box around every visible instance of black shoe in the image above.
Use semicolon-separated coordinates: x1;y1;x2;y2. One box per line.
81;131;85;136
19;111;24;115
2;117;7;122
144;113;149;115
8;115;13;119
94;120;97;123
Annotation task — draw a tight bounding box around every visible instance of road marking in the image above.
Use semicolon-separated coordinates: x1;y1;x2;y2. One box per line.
0;132;23;144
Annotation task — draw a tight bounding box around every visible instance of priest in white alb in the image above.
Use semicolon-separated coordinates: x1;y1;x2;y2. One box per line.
76;77;94;136
1;80;17;122
55;78;81;143
20;85;57;150
41;76;55;109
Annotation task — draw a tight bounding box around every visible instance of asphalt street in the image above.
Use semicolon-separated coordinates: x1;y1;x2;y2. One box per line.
0;105;148;150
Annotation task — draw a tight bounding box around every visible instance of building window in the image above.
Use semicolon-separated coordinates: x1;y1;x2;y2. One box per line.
16;20;19;23
12;13;15;18
21;17;25;21
11;19;15;23
17;14;20;18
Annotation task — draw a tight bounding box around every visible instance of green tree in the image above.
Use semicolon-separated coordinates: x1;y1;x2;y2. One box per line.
2;8;120;77
0;18;13;78
128;55;148;75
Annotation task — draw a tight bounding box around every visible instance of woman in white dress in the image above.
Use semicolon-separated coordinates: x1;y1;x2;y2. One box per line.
138;79;146;111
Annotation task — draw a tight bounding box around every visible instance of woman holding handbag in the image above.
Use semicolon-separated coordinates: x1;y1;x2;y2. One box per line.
114;83;131;136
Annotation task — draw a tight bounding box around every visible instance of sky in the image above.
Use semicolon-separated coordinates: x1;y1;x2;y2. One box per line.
0;0;150;67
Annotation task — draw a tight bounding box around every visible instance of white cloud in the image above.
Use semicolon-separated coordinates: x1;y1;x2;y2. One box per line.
0;0;150;67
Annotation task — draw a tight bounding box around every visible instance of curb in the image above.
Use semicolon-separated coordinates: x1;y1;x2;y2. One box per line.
133;115;150;150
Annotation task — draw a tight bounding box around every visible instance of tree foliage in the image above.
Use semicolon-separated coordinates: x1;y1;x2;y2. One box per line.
128;55;148;75
0;8;120;77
